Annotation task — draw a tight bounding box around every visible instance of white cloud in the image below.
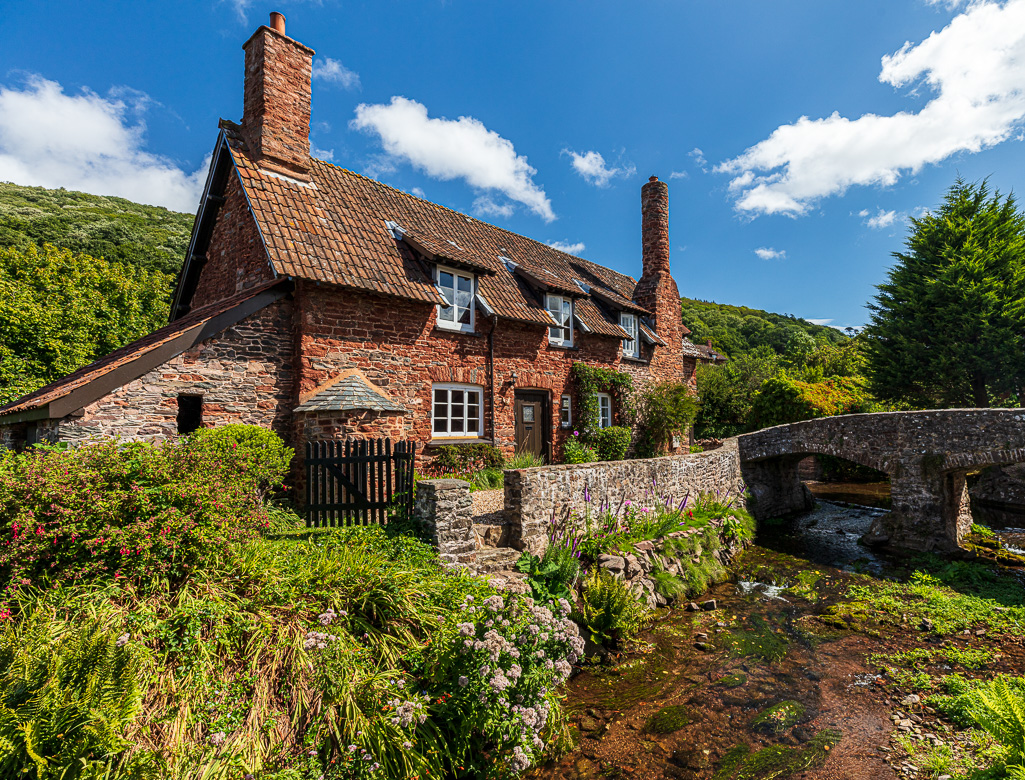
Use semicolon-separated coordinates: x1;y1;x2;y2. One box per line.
473;196;514;219
0;76;205;212
689;147;707;168
563;149;634;187
351;96;555;221
311;144;335;162
547;240;586;255
754;247;786;260
312;57;361;90
865;208;898;228
718;0;1025;216
807;318;834;326
669;170;689;180
411;187;426;199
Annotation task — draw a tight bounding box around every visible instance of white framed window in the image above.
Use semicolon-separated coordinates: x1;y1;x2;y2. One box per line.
597;393;612;428
560;394;572;427
432;383;483;437
620;312;639;358
435;266;475;332
546;294;573;347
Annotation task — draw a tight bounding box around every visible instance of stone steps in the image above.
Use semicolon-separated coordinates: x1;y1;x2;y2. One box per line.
472;546;521;574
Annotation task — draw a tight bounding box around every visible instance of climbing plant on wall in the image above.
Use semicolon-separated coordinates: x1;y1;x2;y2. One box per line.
570;362;634;437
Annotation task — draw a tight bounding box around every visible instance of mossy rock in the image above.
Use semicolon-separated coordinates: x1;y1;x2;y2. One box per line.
721;616;789;662
715;728;842;779
751;700;806;735
717;672;748;689
644;704;691;734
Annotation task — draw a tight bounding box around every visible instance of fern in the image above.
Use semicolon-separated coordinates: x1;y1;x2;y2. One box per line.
0;617;152;779
972;677;1025;767
575;569;649;648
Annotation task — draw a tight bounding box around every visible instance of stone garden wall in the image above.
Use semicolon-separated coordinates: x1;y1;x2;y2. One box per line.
505;438;747;555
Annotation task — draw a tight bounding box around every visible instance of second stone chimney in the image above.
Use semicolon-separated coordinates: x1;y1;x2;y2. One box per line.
634;176;685;372
241;12;315;181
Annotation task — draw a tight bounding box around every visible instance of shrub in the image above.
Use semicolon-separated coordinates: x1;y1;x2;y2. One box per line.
576;569;649;648
187;423;293;495
591;426;631;461
563;436;597;464
0;427;292;588
751;373;873;429
431;443;505;474
635;382;699;457
515;544;581;603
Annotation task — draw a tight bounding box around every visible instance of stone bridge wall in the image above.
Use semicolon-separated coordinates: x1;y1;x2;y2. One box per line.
506;439;747;555
738;408;1025;552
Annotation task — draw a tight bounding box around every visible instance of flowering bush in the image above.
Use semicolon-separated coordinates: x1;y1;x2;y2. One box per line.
426;591;583;777
0;427;292;589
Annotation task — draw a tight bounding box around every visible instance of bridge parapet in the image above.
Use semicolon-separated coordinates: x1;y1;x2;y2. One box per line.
737;408;1025;553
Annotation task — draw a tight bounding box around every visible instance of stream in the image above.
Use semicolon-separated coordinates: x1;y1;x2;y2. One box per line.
530;483;1024;780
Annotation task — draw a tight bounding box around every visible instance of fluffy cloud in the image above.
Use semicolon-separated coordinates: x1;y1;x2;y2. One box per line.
865;208;898;228
547;240;586;255
807;318;834;326
0;76;205;212
754;247;786;260
312;57;361;90
669;170;689;180
473;196;514;219
351;96;554;221
563;150;634;187
718;0;1025;216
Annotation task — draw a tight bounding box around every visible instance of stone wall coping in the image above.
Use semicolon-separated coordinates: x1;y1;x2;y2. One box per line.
502;443;731;477
420;478;472;489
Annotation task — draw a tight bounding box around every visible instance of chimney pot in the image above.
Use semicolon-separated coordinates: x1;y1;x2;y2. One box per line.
649;175;658;182
269;11;286;34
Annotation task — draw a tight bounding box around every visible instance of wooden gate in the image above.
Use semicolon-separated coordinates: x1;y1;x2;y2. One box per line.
304;438;417;527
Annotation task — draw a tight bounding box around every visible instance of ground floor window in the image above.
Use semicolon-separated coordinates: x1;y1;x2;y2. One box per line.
560;394;572;427
177;394;203;435
432;383;482;437
597;392;612;428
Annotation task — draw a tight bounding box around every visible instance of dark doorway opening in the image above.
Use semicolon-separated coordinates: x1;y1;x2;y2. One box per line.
177;394;203;435
514;390;550;463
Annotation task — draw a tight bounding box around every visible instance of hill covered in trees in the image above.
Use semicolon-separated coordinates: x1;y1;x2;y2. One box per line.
0;182;192;276
0;182;191;404
681;297;849;360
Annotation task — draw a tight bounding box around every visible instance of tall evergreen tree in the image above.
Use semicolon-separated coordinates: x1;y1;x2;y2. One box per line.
865;179;1025;408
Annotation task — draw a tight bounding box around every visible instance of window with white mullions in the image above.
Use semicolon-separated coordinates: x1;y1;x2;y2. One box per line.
436;266;475;332
546;294;573;346
432;383;483;437
560;394;572;427
620;312;639;358
597;392;612;428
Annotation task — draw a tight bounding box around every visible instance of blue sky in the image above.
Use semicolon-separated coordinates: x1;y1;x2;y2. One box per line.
3;0;1024;328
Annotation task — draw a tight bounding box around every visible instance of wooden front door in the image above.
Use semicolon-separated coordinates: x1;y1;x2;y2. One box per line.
514;391;548;461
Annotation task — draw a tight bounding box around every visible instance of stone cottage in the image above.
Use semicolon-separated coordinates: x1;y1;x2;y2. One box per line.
0;13;710;464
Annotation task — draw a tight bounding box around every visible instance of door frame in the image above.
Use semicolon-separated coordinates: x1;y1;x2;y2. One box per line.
513;389;551;463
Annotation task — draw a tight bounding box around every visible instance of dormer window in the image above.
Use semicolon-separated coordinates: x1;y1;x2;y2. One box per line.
436;265;475;332
620;312;639;358
546;294;573;347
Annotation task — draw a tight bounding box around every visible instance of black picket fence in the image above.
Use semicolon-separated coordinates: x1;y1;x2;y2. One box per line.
304;438;417;527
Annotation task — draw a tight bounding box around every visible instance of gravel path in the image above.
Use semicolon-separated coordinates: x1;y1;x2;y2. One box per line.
472;488;505;520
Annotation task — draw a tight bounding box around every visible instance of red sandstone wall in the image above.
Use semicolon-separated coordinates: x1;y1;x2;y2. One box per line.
191;170;275;309
293;283;686;461
55;300;295;445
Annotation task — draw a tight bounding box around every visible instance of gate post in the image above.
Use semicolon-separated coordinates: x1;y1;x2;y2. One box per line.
414;479;478;566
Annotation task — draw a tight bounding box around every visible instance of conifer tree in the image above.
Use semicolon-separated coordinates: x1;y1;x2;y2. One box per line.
865;179;1025;408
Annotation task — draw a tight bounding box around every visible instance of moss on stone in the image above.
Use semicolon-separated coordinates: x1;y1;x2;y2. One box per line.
720;615;790;662
750;700;806;735
716;729;842;779
644;704;691;734
717;672;748;688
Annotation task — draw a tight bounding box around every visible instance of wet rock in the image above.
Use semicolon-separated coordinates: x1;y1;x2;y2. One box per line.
579;715;601;733
694;632;709;641
901;694;920;706
700;599;718;611
686;602;700;612
806;669;822;681
694;641;712;651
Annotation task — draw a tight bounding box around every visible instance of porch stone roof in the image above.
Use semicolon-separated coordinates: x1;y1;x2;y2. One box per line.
294;369;407;414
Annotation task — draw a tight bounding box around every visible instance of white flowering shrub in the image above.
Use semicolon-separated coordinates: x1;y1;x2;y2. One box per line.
425;592;584;777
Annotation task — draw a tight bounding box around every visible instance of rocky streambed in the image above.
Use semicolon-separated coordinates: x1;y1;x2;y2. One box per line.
530;500;1025;780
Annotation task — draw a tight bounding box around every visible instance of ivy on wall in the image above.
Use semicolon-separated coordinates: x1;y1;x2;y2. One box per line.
570;362;634;437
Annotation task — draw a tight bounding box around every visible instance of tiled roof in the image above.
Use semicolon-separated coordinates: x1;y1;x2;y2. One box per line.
219;121;656;332
295;370;408;413
0;280;288;419
684;339;728;362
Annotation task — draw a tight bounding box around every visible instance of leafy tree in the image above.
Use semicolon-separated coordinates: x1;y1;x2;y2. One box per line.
0;244;173;404
865;179;1025;408
750;374;873;429
694;347;781;437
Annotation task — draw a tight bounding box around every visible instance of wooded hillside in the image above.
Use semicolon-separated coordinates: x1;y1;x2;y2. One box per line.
0;182;192;276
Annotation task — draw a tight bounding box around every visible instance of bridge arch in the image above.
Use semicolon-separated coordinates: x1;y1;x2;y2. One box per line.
737;408;1025;553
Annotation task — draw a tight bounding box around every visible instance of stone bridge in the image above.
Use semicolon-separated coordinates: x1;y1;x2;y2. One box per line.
737;409;1025;552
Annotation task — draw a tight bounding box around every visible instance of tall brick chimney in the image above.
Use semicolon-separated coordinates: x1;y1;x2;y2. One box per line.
634;176;684;373
241;12;315;181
